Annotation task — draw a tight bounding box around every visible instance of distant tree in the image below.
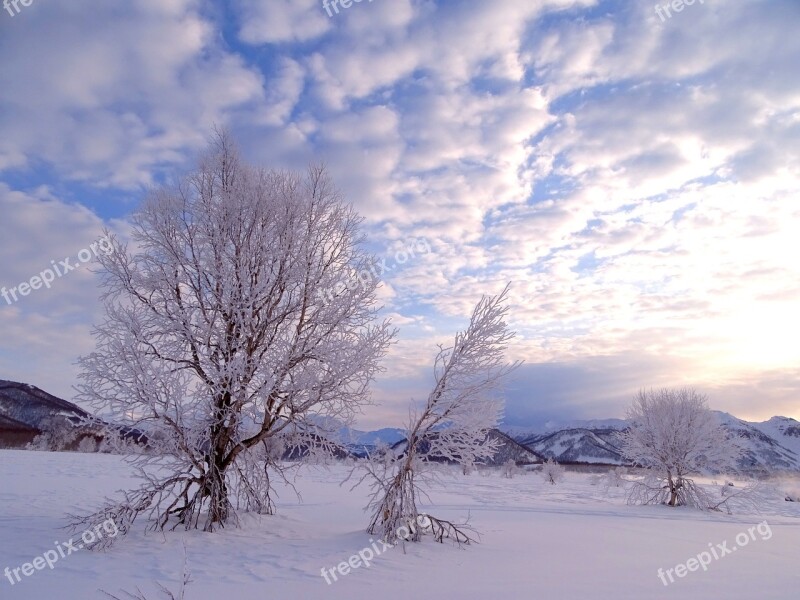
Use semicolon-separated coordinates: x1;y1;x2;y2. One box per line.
73;130;394;542
77;436;98;453
602;466;626;490
541;457;564;485
502;458;519;479
353;286;519;544
461;458;475;476
619;387;742;509
97;430;141;455
28;417;79;451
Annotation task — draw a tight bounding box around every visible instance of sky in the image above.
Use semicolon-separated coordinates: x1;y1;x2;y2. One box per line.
0;0;798;429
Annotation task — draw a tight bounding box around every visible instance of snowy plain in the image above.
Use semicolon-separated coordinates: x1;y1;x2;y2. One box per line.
1;449;799;600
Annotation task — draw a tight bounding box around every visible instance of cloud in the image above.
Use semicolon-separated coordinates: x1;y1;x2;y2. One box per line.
0;185;129;400
0;0;267;187
1;0;799;425
236;0;332;44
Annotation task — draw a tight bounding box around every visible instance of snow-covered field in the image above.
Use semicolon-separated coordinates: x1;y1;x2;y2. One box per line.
1;450;799;600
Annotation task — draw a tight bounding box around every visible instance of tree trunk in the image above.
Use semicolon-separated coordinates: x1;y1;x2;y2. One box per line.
667;471;678;506
202;459;230;531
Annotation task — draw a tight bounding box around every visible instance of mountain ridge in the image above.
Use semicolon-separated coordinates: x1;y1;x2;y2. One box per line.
2;379;798;473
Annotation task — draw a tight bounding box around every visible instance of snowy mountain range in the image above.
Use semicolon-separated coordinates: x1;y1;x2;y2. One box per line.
337;426;407;449
515;427;624;465
0;380;91;447
384;428;542;466
505;412;800;472
0;379;145;449
2;379;798;473
332;412;800;472
503;418;629;439
0;380;90;430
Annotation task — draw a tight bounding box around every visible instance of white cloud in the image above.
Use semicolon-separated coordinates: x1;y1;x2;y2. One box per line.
1;0;799;423
0;0;267;187
236;0;331;44
0;185;129;400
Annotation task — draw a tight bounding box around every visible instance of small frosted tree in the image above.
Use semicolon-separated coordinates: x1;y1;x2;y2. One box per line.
72;131;394;542
501;459;519;479
602;466;626;491
619;388;742;509
354;285;519;544
461;458;475;476
28;417;79;451
541;457;564;485
77;436;98;453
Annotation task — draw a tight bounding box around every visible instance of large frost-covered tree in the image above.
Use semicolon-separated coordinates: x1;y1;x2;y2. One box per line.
74;131;394;540
354;285;519;544
619;387;742;509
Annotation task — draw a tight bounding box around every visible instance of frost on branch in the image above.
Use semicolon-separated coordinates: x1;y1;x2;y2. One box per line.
619;387;743;510
351;285;519;545
71;130;394;543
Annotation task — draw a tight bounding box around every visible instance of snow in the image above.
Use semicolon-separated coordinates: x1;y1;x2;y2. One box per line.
752;416;800;457
504;418;628;438
1;449;799;599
